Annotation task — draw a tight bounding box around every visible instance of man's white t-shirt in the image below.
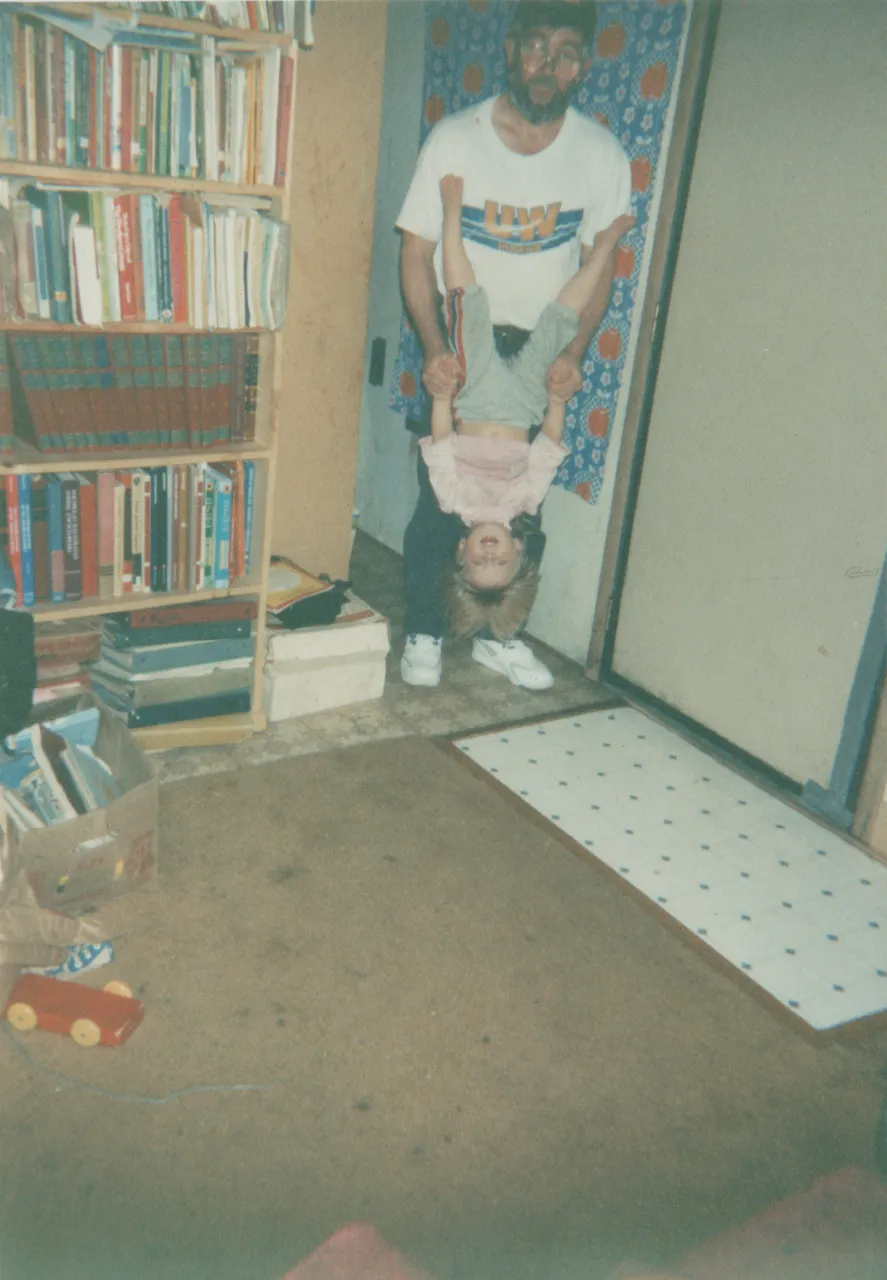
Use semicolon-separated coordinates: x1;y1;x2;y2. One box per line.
397;97;632;331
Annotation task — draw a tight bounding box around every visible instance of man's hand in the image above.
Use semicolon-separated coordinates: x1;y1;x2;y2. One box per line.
423;350;462;399
546;354;583;404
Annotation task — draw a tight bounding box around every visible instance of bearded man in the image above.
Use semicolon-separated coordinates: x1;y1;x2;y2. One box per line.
396;0;631;691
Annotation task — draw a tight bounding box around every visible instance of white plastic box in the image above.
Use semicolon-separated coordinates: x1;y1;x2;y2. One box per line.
262;595;389;722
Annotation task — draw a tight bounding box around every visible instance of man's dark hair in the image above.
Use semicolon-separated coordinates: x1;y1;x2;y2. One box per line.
509;0;598;46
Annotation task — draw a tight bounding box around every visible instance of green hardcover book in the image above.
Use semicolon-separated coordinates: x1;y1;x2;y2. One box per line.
148;335;171;448
108;334;134;449
184;334;202;448
128;334;159;449
157;50;171;177
198;332;217;447
8;335;51;452
163;336;188;448
216;333;232;445
75;333;111;452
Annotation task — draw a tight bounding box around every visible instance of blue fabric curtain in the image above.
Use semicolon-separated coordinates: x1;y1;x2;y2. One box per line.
390;0;686;503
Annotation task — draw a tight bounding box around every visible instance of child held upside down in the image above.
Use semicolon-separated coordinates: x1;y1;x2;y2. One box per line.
422;174;634;639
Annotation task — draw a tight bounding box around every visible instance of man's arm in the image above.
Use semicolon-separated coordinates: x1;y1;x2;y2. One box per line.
400;230;461;398
547;238;620;401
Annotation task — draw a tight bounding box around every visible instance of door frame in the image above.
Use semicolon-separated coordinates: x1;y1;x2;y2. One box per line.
585;0;887;845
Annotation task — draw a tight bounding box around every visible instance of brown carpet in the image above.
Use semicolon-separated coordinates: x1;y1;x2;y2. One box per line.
2;738;886;1280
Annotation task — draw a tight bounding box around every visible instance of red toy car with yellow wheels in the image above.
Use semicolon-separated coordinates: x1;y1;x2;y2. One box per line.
4;972;144;1047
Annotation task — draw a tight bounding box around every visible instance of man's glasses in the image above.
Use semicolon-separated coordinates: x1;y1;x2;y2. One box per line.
519;35;584;72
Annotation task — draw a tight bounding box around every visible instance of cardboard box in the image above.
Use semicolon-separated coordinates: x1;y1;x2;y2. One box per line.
262;595;389;721
6;696;159;916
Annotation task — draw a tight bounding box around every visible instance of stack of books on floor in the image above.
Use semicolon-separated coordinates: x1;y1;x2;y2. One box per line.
33;618;100;707
86;598;257;728
1;461;256;606
0;705;121;833
2;331;261;453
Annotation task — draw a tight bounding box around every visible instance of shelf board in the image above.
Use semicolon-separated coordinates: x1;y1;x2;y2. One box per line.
48;4;296;48
0;440;271;473
0;160;281;199
1;319;272;334
132;709;264;752
29;582;263;622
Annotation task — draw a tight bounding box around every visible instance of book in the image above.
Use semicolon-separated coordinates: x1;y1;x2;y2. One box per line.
101;616;253;650
94;633;253;675
94;686;251;729
106;599;258;629
90;661;251;709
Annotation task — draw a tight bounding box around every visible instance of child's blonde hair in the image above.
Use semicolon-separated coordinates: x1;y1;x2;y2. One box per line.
444;551;540;641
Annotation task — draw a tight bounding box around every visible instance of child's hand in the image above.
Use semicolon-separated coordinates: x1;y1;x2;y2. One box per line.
439;174;464;209
594;212;635;252
423;350;462;399
546;355;582;403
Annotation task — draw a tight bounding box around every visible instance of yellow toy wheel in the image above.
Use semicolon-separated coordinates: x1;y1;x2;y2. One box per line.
7;1002;37;1032
70;1018;101;1048
103;980;133;999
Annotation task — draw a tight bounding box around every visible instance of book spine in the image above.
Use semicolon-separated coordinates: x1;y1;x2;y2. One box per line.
79;474;98;599
60;473;82;601
114;195;138;322
46;473;66;603
167;192;186;324
243;458;254;576
210;469;232;588
17;472;35;607
131;469;145;592
184;334;202;447
140;195;159;322
112;474;125;597
156;200;172;323
97;469;115;600
30;475;50;603
274;52;293;187
45;190;71;324
4;473;22;606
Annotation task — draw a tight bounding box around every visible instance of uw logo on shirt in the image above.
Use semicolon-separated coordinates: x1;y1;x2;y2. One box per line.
462;202;582;253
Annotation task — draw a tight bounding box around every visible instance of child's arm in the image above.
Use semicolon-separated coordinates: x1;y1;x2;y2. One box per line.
440;175;476;292
431;394;455;443
540;395;566;447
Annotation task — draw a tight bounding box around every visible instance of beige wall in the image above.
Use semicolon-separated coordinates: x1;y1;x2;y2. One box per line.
272;1;388;578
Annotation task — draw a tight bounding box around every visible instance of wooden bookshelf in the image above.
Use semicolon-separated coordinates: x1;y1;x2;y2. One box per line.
0;440;272;473
50;3;298;48
1;1;300;746
29;579;263;622
0;161;280;199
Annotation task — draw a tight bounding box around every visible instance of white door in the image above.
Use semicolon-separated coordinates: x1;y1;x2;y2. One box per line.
603;0;887;805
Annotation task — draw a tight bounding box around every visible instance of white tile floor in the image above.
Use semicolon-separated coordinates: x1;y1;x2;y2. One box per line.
454;706;887;1033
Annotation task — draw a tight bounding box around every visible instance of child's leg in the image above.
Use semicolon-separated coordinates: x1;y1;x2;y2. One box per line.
440;175;477;292
556;213;634;315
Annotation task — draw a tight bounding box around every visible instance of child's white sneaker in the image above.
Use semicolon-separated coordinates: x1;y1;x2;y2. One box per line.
471;637;554;690
401;634;443;687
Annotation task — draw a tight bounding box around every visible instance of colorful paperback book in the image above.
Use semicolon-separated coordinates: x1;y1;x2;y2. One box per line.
17;472;35;607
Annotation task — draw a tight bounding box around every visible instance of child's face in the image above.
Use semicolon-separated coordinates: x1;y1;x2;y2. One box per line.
459;524;523;590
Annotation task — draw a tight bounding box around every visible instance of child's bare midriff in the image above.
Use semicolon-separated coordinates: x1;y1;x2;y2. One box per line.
457;420;528;441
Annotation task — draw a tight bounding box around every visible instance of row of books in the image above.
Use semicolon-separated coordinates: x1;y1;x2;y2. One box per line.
120;2;310;38
0;9;295;186
0;705;123;831
1;331;260;453
2;181;290;329
1;459;257;606
87;601;256;727
32;617;101;707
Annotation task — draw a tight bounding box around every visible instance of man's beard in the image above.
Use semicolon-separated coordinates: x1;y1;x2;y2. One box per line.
507;68;576;125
